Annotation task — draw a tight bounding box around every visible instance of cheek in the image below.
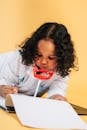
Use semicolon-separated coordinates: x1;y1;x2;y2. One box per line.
34;60;40;65
53;63;57;68
49;62;57;69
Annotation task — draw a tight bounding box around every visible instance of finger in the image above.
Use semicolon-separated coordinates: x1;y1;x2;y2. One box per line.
3;87;16;95
49;95;67;101
11;87;18;93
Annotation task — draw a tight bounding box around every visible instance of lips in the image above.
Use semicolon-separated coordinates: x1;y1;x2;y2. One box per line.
33;65;54;80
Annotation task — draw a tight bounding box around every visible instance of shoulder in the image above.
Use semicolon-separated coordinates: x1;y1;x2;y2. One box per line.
53;73;69;82
5;50;21;62
0;50;20;59
0;50;20;65
0;50;22;67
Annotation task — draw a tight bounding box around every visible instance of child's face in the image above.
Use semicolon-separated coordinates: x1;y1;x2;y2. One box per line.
34;39;57;72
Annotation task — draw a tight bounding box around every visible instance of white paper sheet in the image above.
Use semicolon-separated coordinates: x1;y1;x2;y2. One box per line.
7;94;87;129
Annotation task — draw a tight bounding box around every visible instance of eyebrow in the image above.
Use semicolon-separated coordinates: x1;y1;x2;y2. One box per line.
36;51;56;56
36;53;56;57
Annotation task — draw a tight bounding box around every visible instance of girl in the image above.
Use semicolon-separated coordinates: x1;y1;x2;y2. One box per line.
0;22;77;101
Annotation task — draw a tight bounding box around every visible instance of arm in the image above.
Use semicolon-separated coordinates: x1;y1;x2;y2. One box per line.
46;76;68;101
0;51;19;98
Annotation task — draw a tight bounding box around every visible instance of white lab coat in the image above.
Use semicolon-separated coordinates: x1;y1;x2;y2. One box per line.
0;50;68;97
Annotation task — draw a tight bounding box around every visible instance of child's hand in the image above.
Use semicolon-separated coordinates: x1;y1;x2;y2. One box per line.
0;85;18;98
49;94;67;101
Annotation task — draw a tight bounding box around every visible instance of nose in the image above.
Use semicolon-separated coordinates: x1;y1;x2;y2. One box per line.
41;57;48;65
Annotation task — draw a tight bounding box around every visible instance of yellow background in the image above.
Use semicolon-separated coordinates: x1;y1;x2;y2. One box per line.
0;0;87;107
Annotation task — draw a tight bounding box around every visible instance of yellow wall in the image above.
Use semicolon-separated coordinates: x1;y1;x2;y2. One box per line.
0;0;87;106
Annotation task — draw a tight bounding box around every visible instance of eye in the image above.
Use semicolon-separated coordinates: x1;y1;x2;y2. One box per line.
35;54;42;59
36;54;42;58
48;56;57;60
37;54;42;57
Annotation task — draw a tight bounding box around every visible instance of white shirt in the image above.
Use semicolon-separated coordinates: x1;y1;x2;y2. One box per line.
0;50;68;98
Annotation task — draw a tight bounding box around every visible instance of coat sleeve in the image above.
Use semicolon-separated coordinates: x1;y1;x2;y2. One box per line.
46;76;69;98
0;51;20;85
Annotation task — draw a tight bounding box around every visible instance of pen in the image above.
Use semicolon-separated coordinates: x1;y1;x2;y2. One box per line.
0;105;9;112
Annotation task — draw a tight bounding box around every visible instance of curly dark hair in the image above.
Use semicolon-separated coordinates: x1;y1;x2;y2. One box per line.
19;22;77;77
